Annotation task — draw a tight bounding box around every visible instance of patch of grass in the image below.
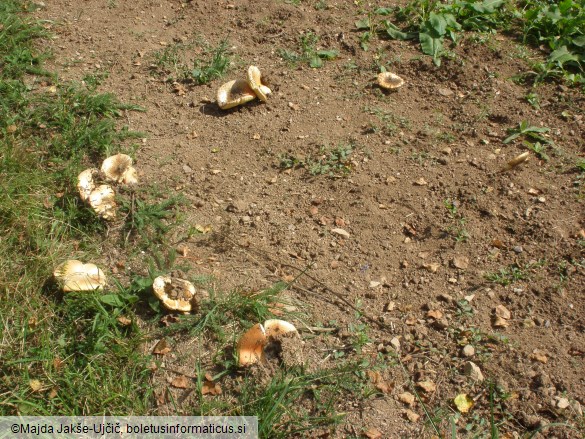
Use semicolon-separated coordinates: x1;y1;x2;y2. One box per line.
485;264;528;286
503;120;551;145
0;1;150;415
279;143;354;177
152;39;232;84
444;199;470;243
278;32;338;68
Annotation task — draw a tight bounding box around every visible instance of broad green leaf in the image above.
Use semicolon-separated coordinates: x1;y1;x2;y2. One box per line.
317;49;338;60
548;46;579;66
420;31;443;66
573;36;585;47
384;21;415;40
429;12;448;36
309;55;323;68
355;18;370;30
374;7;392;15
100;294;124;307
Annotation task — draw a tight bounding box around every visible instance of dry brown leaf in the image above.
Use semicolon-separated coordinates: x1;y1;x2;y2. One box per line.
171;375;190;389
427;310;443;319
202;380;222;396
367;370;394;394
117;316;132;326
155;388;168;407
492;316;510;328
495;305;511;320
160;314;180;327
53;358;64;371
404;409;420;422
417;380;437;393
48;387;58;399
530;350;548;364
153;339;172;355
399;392;415;406
364;427;383;439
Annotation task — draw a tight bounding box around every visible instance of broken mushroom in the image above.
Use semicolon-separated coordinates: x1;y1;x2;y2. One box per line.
237;319;299;366
152;275;198;313
377;71;405;90
88;184;117;220
101;153;138;185
217;79;257;110
246;65;272;102
54;260;106;292
77;168;98;203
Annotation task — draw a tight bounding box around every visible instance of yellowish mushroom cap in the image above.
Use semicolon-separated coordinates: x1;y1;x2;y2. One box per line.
152;276;197;313
264;319;298;338
237;323;267;366
77;168;98;203
54;260;106;292
377;72;405;90
101;154;138;184
217;79;257;110
247;66;272;102
88;184;117;221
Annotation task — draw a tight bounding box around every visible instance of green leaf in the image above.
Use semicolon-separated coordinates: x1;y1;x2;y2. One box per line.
355;18;370;30
548;46;579;66
317;49;338;60
100;294;125;307
429;12;448;36
573;36;585;47
374;7;392;15
309;55;323;68
383;21;414;40
420;31;443;66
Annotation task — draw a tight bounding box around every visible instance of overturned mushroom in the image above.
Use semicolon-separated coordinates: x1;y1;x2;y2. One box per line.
237;319;299;366
377;71;405;90
88;184;117;220
153;275;198;313
247;65;272;102
505;151;530;170
54;260;106;292
101;153;138;185
77;168;98;203
217;79;257;110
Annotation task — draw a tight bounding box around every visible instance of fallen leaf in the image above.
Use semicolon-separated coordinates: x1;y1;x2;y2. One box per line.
403;223;417;236
367;370;394;394
399;392;415;406
53;358;64;370
155;388;168;406
117;316;132;326
202;378;222;395
427;310;443;320
464;361;484;382
495;305;511;320
452;255;469;270
454;393;474;413
530;350;548;364
160;314;180;327
404;409;420;422
364;427;382;439
417;380;437;393
171;375;190;389
331;228;350;238
29;379;42;392
492;316;510;328
48;387;58;399
153;339;172;355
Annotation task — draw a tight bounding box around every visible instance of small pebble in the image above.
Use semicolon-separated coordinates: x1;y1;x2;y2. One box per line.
462;344;475;357
513;245;523;254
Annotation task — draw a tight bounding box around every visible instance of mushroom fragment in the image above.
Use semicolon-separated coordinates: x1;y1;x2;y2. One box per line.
88;184;117;220
237;319;299;366
377;71;405;90
77;168;98;203
237;323;267;366
54;260;106;292
246;65;272;102
505;151;530;170
152;276;198;313
101;153;138;185
217;79;257;110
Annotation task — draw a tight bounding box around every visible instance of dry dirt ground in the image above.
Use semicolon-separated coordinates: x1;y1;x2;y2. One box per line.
34;0;583;437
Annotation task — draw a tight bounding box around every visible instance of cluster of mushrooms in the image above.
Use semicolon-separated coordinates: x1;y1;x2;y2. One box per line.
217;66;272;110
77;153;138;220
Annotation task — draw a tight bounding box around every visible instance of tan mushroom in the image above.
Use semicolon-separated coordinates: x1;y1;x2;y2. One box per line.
506;151;530;170
247;65;272;102
377;71;405;90
217;79;257;110
54;260;106;292
101;153;138;185
152;276;198;313
88;184;117;220
77;168;98;203
264;319;298;338
237;323;267;366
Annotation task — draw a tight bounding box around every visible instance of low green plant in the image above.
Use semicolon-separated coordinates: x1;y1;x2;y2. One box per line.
278;32;338;68
524;140;550;161
279;143;354;177
503;120;551;145
485;265;528;286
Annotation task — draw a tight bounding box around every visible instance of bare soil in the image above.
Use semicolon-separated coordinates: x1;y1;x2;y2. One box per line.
35;0;584;437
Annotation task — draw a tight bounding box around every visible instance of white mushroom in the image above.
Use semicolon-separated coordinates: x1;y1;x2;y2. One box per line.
377;71;405;90
152;276;198;313
54;260;106;292
217;79;257;110
88;184;117;220
101;154;138;184
247;65;272;102
77;168;98;203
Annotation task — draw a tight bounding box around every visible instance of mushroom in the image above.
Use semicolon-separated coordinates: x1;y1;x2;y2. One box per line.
152;275;198;313
506;151;530;170
54;260;106;292
237;319;299;366
377;71;405;90
77;168;98;203
246;65;272;102
88;184;117;220
217;79;258;110
237;323;267;366
101;153;138;185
